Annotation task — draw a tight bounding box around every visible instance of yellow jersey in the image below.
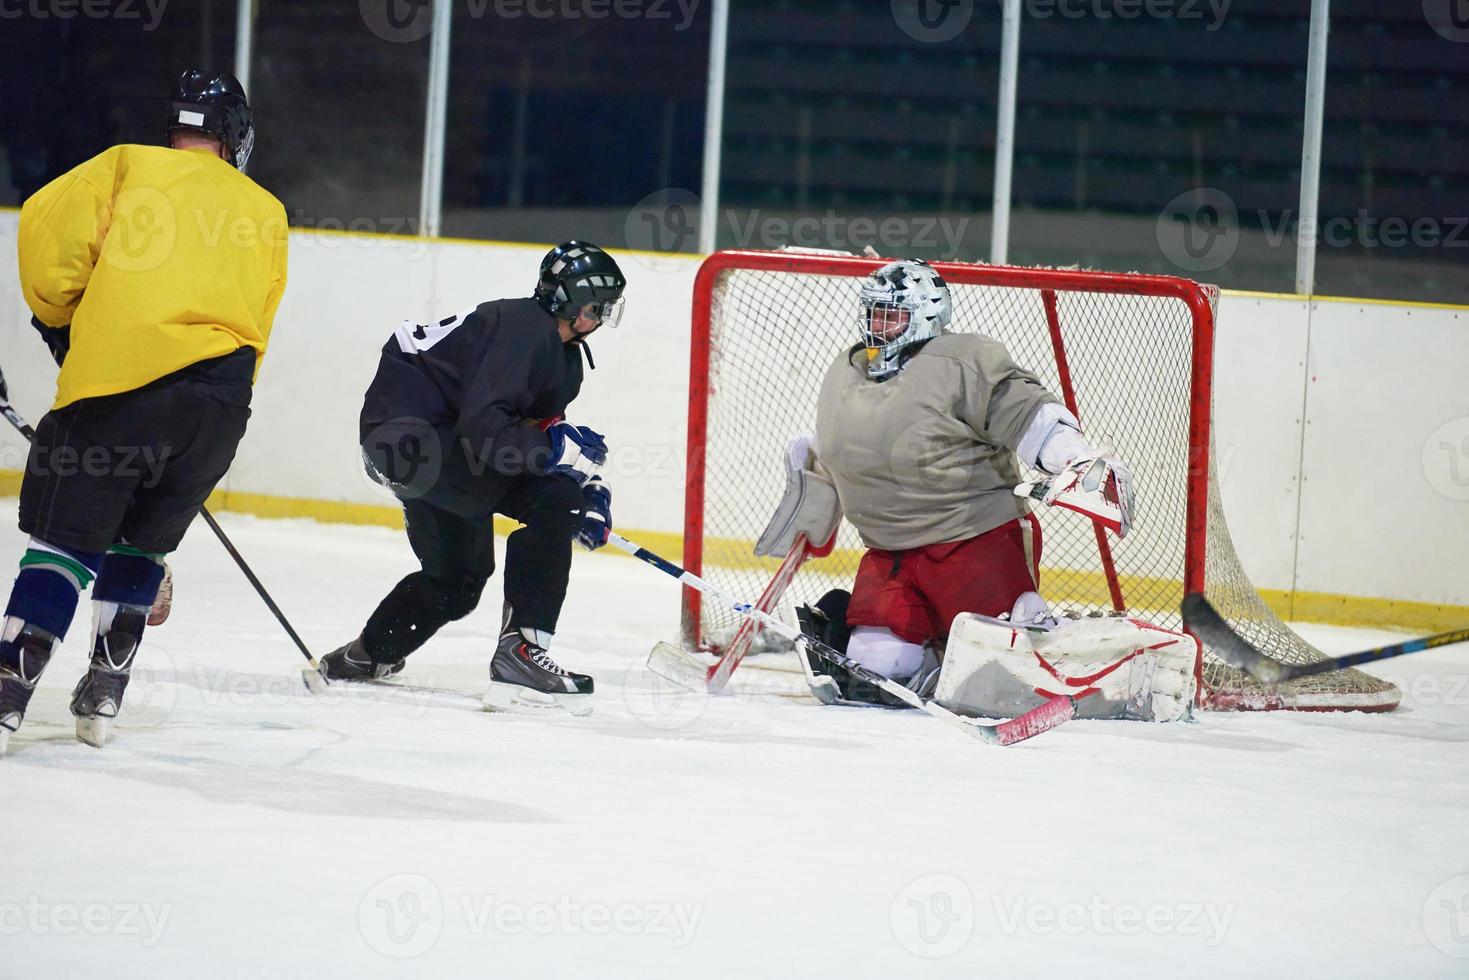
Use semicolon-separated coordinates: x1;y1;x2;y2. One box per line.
18;144;289;410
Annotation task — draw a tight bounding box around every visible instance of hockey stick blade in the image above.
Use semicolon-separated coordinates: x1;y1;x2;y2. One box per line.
1183;592;1469;683
646;641;717;692
1181;593;1286;683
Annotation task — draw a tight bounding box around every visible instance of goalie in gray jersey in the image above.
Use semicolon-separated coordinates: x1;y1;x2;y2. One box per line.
760;259;1194;721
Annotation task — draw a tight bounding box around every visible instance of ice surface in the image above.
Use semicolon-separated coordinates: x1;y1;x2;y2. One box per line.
2;502;1466;978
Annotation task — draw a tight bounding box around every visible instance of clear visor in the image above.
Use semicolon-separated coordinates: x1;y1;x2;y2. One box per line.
581;296;625;329
862;302;912;345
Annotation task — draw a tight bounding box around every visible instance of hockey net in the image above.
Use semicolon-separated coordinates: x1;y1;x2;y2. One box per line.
681;248;1399;712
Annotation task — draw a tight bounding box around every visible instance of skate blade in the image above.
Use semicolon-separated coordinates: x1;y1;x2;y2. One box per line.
646;642;714;692
75;715;112;749
482;681;593;718
302;666;329;694
0;729;10;757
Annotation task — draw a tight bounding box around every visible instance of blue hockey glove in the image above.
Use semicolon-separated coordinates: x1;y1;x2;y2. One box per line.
547;422;608;484
576;477;612;551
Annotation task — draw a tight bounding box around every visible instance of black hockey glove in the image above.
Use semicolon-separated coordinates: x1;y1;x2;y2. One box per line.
575;477;612;551
30;315;70;367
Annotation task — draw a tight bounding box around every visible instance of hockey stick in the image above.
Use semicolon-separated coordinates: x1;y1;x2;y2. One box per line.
0;366;324;688
648;534;814;694
608;531;1077;746
1182;592;1469;683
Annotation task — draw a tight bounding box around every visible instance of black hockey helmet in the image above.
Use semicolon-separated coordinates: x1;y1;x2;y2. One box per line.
166;70;254;171
534;241;627;328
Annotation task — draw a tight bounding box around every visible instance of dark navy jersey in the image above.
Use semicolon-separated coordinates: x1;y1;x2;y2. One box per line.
360;297;584;476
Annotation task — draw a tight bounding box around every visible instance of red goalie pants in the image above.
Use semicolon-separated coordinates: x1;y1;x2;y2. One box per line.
846;515;1042;646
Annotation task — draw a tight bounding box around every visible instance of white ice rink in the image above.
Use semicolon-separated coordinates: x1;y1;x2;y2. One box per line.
3;501;1467;978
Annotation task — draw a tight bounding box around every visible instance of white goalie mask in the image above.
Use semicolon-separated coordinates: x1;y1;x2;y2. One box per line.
858;260;953;381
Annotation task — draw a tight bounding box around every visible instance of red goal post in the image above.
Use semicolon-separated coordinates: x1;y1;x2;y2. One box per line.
679;248;1399;713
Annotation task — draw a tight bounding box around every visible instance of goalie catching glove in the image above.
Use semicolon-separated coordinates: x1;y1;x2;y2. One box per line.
1038;454;1134;538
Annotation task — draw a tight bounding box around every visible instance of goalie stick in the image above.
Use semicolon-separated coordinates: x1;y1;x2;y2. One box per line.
0;364;326;692
608;531;1077;746
1182;593;1469;683
648;534;815;694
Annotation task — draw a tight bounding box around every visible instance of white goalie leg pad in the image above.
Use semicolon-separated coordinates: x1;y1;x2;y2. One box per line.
754;433;842;558
934;596;1198;722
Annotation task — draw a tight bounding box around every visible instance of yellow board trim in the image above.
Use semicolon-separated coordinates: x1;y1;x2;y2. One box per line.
0;471;1462;635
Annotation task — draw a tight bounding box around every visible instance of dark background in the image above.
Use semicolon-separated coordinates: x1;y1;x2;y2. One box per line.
0;0;1462;302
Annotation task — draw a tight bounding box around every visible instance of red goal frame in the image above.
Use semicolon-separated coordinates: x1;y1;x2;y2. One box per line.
680;250;1217;669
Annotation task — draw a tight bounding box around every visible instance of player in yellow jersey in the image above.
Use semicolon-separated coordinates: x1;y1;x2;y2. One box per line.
0;71;288;754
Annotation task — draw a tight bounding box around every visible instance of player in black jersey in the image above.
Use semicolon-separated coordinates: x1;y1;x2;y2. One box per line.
319;242;625;713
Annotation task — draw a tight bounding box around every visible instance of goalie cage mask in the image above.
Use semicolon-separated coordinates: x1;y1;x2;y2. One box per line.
858;259;953;381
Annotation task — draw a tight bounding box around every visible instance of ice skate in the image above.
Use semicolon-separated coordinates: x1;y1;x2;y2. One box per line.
316;635;405;686
483;626;594;717
0;623;59;757
69;606;148;748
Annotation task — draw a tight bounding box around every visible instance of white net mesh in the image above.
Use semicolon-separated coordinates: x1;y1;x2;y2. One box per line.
686;251;1399;712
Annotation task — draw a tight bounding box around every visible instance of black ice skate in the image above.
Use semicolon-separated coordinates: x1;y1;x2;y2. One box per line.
794;594;924;709
316;636;405;685
69;606;147;748
483;626;594;717
0;624;59;757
